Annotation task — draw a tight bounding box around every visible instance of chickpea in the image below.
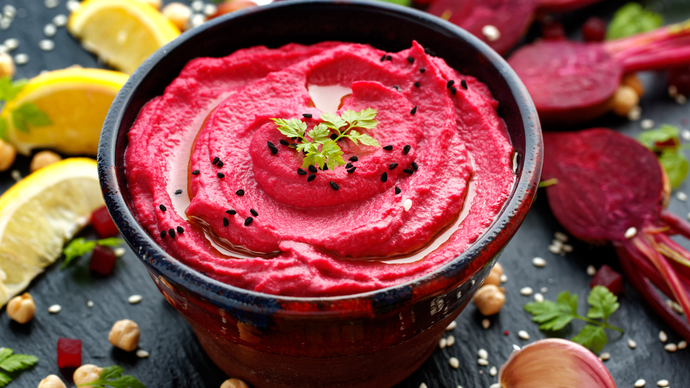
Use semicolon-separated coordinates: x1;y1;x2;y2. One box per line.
109;319;140;351
622;74;644;97
73;364;103;388
0;53;15;78
7;292;35;324
37;375;66;388
611;85;639;116
30;150;62;172
472;284;505;316
221;378;250;388
162;2;191;31
137;0;162;10
0;139;16;172
482;262;503;287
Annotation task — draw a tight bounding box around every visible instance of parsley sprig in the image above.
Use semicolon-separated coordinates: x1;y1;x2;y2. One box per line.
61;237;124;269
271;108;380;170
77;365;145;388
0;76;52;139
638;124;689;188
0;347;39;387
524;286;623;353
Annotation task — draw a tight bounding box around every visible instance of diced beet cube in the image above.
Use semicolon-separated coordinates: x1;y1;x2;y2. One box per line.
91;206;119;238
90;245;117;275
590;264;623;295
581;17;606;42
57;338;81;369
541;21;566;41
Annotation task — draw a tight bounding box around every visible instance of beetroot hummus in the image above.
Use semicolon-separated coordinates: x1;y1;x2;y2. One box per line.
125;41;515;297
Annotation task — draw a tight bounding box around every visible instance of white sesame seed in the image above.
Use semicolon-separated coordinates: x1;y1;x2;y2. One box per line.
489;366;497;376
0;17;11;30
677;192;688;201
664;343;677;352
45;0;60;9
547;244;561;254
551;239;563;250
39;40;55;51
479;370;483;374
477;358;489;366
446;321;457;331
53;14;68;27
4;38;18;50
87;301;94;307
490;385;501;388
532;257;546;267
477;348;488;360
513;344;521;351
628;339;637;349
0;45;6;54
114;247;126;257
669;85;679;97
48;304;62;313
3;5;16;18
403;199;413;212
561;244;573;253
625;227;637;239
519;287;533;296
500;274;508;283
203;3;217;16
587;265;596;276
641;119;655;130
657;380;669;387
678;340;687;350
44;23;57;37
191;0;204;11
534;293;544;303
10;170;22;182
634;379;646;387
128;295;143;304
677;94;688;105
136;349;150;358
439;338;447;349
481;318;490;329
683;130;690;142
659;330;668;343
420;383;428;388
449;357;459;369
627;106;641;121
518;330;530;340
540;287;548;293
14;53;28;64
599;352;610;361
446;335;455;347
66;0;80;12
188;13;206;28
482;25;500;42
554;231;568;242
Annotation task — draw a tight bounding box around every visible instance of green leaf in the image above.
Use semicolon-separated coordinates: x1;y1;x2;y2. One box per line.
320;112;347;130
61;237;124;269
0;76;29;102
587;285;620;321
11;102;52;133
0;117;7;141
80;365;146;388
321;139;346;170
524;300;575;331
539;178;558;188
659;149;689;188
347;130;381;147
572;325;608;353
638;124;679;150
272;118;306;139
0;354;38;372
307;123;330;144
0;349;11;364
96;238;125;247
607;3;663;40
556;291;579;315
0;371;10;387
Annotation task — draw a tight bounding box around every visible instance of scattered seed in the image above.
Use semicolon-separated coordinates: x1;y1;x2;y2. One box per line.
677;94;688;105
659;330;668;343
532;257;546;267
3;38;17;50
657;380;669;387
448;357;459;369
174;189;183;195
349;156;358;162
683;130;690;141
0;18;11;30
217;172;225;178
449;86;457;95
407;56;414;64
548;244;561;254
189;14;206;28
628;106;642;121
481;318;490;329
446;80;455;88
446;321;457;331
477;349;488;360
628;339;637;349
223;217;229;227
250;209;258;217
3;5;16;18
44;23;57;37
330;181;339;191
14;53;28;65
419;384;428;388
380;54;386;62
177;226;184;234
446;335;455;347
489;366;497;376
87;301;94;308
308;174;316;182
420;68;425;73
192;169;200;175
53;14;68;26
410;106;417;115
309;165;318;173
403;168;414;175
500;274;508;283
634;379;646;388
534;293;544;303
518;330;530;340
477;358;489;366
489;385;501;388
160;231;166;238
678;340;687;349
244;217;253;226
540;287;548;293
403;145;411;155
562;244;573;253
414;81;420;88
411;161;418;171
44;0;59;9
280;139;290;146
136;349;150;358
236;189;245;196
381;172;388;182
460;80;468;90
587;265;596;276
386;55;392;61
669;85;679;97
226;209;236;215
395;186;401;195
267;141;278;155
383;145;393;151
520;287;533;296
48;304;61;314
168;229;175;238
403;199;412;212
640;119;655;130
664;343;677;352
677;191;688;201
482;25;500;41
389;163;398;170
599;352;610;361
128;295;143;304
191;0;204;12
347;167;356;174
439;338;447;349
114;247;126;257
554;231;568;242
159;204;167;212
297;168;307;176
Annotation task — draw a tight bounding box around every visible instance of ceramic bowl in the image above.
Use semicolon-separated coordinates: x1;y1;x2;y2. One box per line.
98;1;542;387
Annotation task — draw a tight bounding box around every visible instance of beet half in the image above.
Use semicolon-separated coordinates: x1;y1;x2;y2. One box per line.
509;21;690;125
543;128;690;341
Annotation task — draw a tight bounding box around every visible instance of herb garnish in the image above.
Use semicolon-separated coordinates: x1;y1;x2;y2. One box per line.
0;347;39;387
524;286;623;353
271;109;380;170
61;237;124;269
77;365;145;388
607;2;663;40
638;124;689;188
0;76;52;138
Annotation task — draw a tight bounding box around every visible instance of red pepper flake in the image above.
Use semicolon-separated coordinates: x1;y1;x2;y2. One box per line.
504;330;510;336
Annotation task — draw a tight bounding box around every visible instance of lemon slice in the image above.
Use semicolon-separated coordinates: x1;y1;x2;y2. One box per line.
68;0;181;74
1;68;128;156
0;158;104;307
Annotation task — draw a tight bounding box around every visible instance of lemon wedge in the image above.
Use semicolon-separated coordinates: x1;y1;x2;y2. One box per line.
0;158;104;307
68;0;181;74
0;68;128;156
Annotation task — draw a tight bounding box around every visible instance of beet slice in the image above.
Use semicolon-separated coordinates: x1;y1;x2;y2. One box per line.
543;128;690;341
509;23;690;125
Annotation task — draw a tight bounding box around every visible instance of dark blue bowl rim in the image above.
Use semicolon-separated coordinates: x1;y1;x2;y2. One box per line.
98;0;542;311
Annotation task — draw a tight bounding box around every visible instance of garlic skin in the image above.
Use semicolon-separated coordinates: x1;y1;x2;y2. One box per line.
499;339;616;388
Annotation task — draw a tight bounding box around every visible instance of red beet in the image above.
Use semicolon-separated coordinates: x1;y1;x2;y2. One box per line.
543;128;690;341
90;245;117;275
91;206;119;238
536;0;602;13
57;338;81;369
581;17;607;42
590;265;623;296
509;22;690;125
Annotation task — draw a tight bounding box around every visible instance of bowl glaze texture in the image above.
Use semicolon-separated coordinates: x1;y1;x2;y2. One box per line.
98;1;543;387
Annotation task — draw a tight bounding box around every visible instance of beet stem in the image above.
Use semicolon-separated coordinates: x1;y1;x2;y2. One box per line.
661;209;690;239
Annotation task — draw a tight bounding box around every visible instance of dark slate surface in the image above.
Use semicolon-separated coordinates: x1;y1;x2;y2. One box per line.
1;0;690;387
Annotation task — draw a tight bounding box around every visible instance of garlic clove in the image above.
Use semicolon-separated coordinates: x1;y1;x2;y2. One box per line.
499;338;616;388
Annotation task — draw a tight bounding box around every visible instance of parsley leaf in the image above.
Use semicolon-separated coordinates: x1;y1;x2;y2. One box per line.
78;365;146;388
61;237;124;269
0;76;28;102
272;118;306;139
607;3;663;40
0;348;39;387
11;102;52;133
307;123;330;144
587;285;620;321
571;325;608;354
638;125;689;188
659;149;689;189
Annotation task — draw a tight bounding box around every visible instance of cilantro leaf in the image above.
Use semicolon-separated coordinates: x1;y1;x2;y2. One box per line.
0;76;28;102
61;237;124;269
572;325;608;353
607;3;663;40
320;112;347;130
0;354;38;372
307;123;330;144
0;117;7;141
0;371;10;387
587;285;620;321
11;102;52;133
524;300;575;331
272;118;306;139
79;365;146;388
659;149;689;188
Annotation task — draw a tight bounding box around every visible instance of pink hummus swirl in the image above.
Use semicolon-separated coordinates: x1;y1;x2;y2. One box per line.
125;41;514;297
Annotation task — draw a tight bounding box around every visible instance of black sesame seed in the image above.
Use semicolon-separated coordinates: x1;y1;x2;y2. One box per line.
217;172;225;178
450;86;457;95
407;56;415;64
461;79;468;90
308;174;316;182
386;55;392;61
330;134;338;140
244;217;253;226
403;168;414;175
267;141;278;155
381;172;388;182
403;145;411;155
236;189;245;196
309;165;317;173
212;156;220;165
412;161;419;171
389;163;398;170
393;85;400;91
280;139;290;146
322;163;328;171
302;113;313;118
160;231;166;238
159;204;166;212
192;170;200;175
223;217;229;227
330;181;339;191
289;143;297;149
420;68;425;73
297;168;307;176
347;167;356;174
383;145;393;151
395;186;401;195
174;189;183;195
424;47;436;56
349;156;358;162
250;209;258;217
226;209;236;215
414;81;420;88
380;54;386;62
177;226;184;234
168;229;175;238
217;161;224;168
345;163;353;169
410;106;417;115
446;80;455;88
